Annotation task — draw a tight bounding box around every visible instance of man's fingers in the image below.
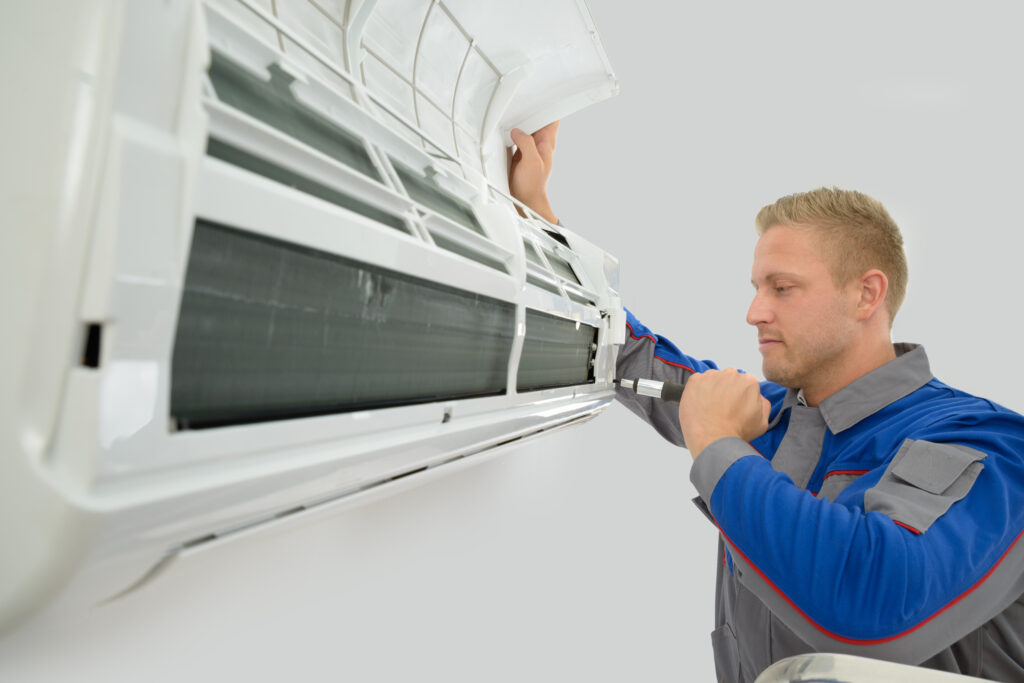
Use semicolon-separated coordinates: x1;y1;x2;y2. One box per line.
536;141;554;165
512;123;560;165
534;120;560;150
510;128;540;163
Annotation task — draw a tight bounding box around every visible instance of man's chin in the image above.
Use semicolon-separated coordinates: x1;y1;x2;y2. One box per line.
763;364;800;389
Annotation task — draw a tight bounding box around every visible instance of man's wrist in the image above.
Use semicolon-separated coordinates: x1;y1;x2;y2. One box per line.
516;194;556;223
687;431;742;460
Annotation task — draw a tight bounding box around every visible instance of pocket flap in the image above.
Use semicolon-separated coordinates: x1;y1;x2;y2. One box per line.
891;440;986;495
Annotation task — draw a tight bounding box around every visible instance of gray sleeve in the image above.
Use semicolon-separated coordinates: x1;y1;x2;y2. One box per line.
689;437;761;503
613;326;695;447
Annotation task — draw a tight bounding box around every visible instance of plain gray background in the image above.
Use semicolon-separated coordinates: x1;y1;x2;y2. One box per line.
2;1;1022;681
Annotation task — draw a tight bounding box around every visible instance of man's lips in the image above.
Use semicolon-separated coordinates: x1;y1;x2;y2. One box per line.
758;338;783;351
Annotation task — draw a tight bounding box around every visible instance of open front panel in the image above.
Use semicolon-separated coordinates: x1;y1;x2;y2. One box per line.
171;220;515;429
517;309;597;392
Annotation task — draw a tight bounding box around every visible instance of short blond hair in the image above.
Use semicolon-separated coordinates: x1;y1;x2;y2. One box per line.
755;187;908;324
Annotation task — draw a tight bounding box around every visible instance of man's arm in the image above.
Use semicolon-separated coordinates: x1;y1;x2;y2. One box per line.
615;310;724;448
683;374;1024;663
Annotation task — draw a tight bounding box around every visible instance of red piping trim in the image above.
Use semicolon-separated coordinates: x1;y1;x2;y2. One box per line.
894;520;922;535
824;469;870;480
714;521;1024;645
625;321;657;344
811;470;869;497
625;322;697;373
654;355;695;371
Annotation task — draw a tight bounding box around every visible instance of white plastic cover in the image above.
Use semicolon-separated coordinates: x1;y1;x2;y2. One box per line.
210;0;618;183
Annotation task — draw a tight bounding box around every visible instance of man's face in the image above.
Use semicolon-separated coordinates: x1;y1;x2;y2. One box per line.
747;224;857;389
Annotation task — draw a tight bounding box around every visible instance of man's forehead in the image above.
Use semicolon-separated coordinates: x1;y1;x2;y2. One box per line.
751;226;830;278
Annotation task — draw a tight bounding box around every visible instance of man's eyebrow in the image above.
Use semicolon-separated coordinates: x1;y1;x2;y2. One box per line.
751;272;802;286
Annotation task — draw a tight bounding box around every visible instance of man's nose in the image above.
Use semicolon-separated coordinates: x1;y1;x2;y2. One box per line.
746;291;772;327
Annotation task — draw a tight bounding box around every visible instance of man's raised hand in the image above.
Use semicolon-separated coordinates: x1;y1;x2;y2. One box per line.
509;121;559;223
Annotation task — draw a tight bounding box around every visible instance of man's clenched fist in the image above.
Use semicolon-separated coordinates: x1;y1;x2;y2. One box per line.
678;368;771;460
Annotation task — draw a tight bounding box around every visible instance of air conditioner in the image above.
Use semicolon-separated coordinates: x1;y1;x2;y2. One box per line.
1;0;623;630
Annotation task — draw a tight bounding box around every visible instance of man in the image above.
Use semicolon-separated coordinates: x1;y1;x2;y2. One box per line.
510;124;1024;681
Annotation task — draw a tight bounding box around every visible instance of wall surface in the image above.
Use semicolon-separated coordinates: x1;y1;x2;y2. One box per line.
2;1;1023;681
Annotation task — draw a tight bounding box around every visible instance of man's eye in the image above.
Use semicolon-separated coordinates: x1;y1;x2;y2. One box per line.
775;286;790;294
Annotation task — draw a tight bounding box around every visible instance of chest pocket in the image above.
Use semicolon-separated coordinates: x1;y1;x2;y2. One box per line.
864;439;986;533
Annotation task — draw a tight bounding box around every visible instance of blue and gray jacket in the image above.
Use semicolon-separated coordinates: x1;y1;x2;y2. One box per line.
617;310;1024;682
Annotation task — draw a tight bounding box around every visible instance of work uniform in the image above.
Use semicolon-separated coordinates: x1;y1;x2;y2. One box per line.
616;310;1024;682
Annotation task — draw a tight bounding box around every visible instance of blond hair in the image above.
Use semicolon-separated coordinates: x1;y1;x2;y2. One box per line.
755;187;908;324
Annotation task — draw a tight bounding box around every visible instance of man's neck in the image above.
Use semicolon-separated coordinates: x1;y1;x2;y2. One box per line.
802;338;898;407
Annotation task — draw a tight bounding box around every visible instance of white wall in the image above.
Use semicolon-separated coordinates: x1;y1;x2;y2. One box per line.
2;1;1022;681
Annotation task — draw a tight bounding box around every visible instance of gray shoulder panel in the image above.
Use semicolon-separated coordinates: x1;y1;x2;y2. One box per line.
865;439;986;533
816;473;863;503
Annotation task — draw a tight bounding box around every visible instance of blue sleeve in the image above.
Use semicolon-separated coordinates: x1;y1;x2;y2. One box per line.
690;411;1024;663
617;309;787;449
621;308;719;374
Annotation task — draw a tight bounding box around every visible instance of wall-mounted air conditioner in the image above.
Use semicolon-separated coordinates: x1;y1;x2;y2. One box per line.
0;0;622;631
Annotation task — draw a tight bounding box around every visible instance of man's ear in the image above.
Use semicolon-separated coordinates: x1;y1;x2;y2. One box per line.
855;269;889;321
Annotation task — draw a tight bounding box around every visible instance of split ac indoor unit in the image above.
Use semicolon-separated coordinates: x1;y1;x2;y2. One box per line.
1;0;622;630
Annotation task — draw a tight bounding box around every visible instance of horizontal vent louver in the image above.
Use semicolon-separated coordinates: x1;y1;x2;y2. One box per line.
565;291;596;307
207;50;506;275
208;51;381;182
543;249;581;285
524;241;544;266
525;274;561;296
171;220;515;429
206;138;409;233
392;162;485;235
429;232;508;273
517;309;597;392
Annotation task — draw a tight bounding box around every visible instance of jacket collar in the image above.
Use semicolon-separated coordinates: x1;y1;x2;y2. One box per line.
772;343;933;434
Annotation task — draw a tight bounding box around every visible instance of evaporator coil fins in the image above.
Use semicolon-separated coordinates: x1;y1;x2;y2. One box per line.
170;220;515;429
517;309;597;392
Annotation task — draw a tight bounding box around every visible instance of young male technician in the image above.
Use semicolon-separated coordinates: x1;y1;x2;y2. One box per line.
509;124;1024;681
